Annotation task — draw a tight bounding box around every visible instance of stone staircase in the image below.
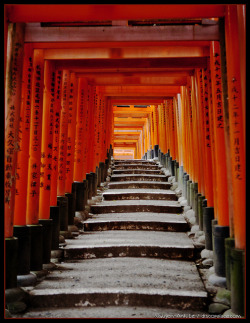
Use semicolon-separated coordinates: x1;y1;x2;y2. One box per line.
15;159;208;318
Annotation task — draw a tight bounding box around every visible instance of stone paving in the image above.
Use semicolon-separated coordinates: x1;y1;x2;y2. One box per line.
12;159;209;318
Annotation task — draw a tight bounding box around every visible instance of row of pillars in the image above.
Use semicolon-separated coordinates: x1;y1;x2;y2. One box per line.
144;142;245;316
141;9;245;315
4;22;114;292
6;147;113;290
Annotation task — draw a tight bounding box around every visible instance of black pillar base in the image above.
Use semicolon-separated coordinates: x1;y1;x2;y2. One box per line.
5;237;18;289
57;196;68;232
213;225;229;277
50;206;60;250
27;224;43;272
65;191;75;226
72;181;84;211
90;171;97;196
83;179;88;208
203;207;214;250
97;166;101;186
171;159;175;177
200;198;207;231
12;225;37;286
13;226;30;275
154;145;159;158
86;173;93;200
38;219;53;264
99;162;105;183
105;158;109;179
231;248;245;316
225;237;235;290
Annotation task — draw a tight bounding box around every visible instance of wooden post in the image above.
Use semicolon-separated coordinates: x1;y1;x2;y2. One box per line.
38;60;56;219
194;70;205;196
176;94;183;169
190;76;200;186
210;41;229;226
202;67;214;207
14;43;33;226
87;85;96;173
57;69;70;197
225;5;245;250
158;104;163;152
173;97;179;163
153;105;159;147
186;82;194;181
207;65;218;218
50;70;62;206
73;78;86;182
26;49;44;225
5;23;25;237
94;88;102;168
180;88;187;173
65;73;77;193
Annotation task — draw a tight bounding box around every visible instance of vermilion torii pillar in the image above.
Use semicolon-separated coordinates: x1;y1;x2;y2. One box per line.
13;43;35;285
209;41;230;285
50;70;62;207
225;4;245;316
5;23;25;289
38;60;56;266
25;49;45;272
14;44;33;227
57;69;70;197
39;60;56;220
57;69;71;237
49;69;62;250
65;72;77;194
64;73;78;231
73;78;86;182
201;68;214;208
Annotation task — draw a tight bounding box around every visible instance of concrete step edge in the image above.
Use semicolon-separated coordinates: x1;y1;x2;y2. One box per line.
29;287;207;310
90;204;183;214
83;220;189;232
103;192;178;201
63;245;195;261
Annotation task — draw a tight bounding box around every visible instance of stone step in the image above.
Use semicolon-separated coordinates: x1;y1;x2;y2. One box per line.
84;212;189;232
103;189;178;201
62;231;194;260
113;169;162;175
114;160;156;165
108;181;171;190
114;164;160;170
27;258;207;311
90;200;182;214
13;306;208;319
110;174;168;182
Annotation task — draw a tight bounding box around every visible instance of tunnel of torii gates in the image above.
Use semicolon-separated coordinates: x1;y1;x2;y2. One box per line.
4;4;245;315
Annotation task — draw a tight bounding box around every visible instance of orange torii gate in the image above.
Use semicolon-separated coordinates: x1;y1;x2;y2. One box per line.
4;4;245;317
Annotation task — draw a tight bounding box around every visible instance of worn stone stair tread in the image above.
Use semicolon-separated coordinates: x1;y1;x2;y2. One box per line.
86;212;186;223
28;258;206;291
94;200;180;206
111;174;168;182
113;169;162;174
26;258;207;310
108;181;171;189
84;212;188;231
12;306;208;319
64;230;193;248
90;199;182;214
62;231;194;260
114;164;160;170
28;288;207;310
103;189;177;200
114;160;156;164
